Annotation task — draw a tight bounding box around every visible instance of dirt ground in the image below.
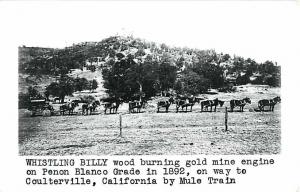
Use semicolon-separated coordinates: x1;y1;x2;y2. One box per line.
19;84;281;155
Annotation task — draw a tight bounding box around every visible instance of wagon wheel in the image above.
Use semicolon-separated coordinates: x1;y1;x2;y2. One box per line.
42;108;52;116
44;104;55;116
41;109;46;116
31;110;36;117
30;106;36;117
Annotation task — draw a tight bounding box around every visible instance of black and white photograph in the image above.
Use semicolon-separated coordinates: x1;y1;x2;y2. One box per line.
1;1;300;192
16;2;284;156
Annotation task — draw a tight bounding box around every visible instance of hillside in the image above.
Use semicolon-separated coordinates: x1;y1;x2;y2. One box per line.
18;46;56;71
19;69;106;95
18;35;280;98
19;35;279;75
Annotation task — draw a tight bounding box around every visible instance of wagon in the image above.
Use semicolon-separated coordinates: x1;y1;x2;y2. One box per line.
28;98;54;116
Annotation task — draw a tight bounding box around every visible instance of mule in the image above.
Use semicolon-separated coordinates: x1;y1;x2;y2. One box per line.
59;101;79;115
82;100;100;115
194;97;205;103
129;100;145;113
101;98;122;114
230;97;251;112
201;98;224;112
104;102;120;114
175;97;196;112
157;97;174;113
258;96;281;112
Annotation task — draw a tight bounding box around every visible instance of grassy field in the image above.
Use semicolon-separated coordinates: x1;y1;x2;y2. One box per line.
19;84;280;155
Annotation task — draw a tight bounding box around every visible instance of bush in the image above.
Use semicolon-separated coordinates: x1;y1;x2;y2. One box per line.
81;95;96;103
251;76;264;85
218;84;237;93
236;74;250;85
265;75;280;87
176;70;210;95
42;110;52;117
19;93;31;109
87;65;96;72
19;86;44;109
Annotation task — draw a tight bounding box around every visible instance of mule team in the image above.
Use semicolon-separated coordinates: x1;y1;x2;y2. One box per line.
58;95;281;115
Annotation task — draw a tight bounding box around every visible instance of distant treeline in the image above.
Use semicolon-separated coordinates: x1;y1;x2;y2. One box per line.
19;36;280;100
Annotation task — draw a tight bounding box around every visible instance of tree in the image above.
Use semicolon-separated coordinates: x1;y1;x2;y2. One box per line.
135;48;146;58
27;86;43;98
74;77;89;92
87;65;96;72
231;56;245;73
90;79;98;92
191;62;224;88
257;61;281;87
259;60;278;75
189;50;225;88
176;57;185;70
236;73;250;85
125;55;160;99
245;58;258;74
176;70;210;95
46;76;75;103
158;53;177;92
23;46;87;76
102;53;162;101
221;53;231;62
102;56;133;100
140;56;160;98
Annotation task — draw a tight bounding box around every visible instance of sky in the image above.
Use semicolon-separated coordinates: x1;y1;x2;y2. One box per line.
1;1;299;64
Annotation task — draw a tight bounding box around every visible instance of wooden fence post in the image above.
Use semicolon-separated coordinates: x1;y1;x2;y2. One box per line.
119;114;122;137
225;107;228;131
